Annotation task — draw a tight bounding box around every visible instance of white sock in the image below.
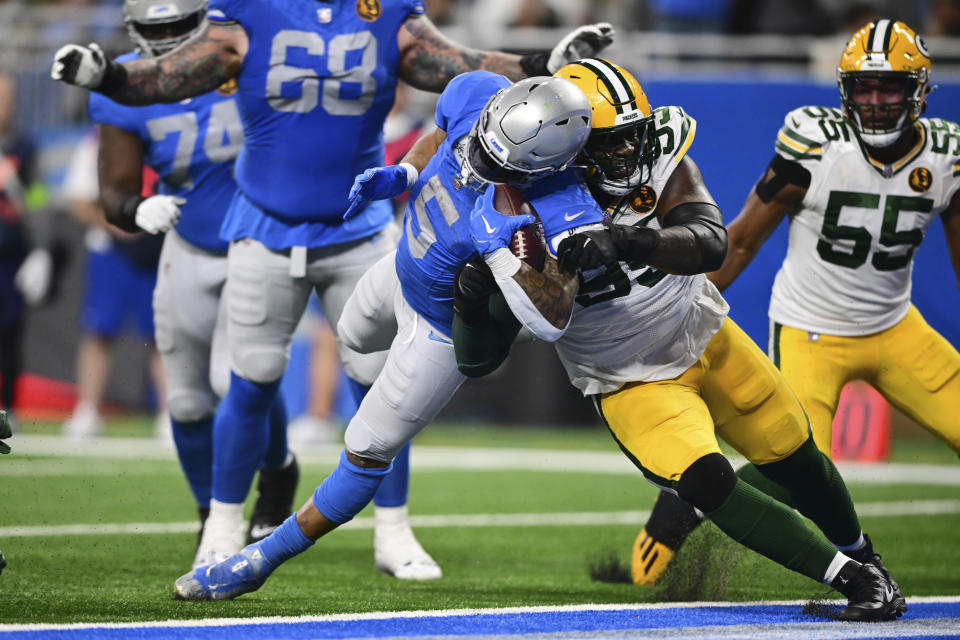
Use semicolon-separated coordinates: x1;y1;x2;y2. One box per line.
835;532;866;553
208;499;244;522
375;504;410;528
823;551;854;584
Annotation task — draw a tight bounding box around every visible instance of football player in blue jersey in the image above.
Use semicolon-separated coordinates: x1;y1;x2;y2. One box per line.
51;0;615;579
170;72;605;600
91;0;298;568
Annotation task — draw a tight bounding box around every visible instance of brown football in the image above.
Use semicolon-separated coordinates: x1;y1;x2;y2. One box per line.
493;184;547;271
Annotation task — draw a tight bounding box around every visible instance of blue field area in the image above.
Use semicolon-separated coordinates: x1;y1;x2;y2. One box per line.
3;599;959;640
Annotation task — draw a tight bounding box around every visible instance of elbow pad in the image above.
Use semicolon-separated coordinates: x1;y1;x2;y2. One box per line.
662;202;727;272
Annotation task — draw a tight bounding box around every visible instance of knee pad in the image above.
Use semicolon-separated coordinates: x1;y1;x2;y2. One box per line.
677;453;737;514
343;411;407;464
167;389;217;423
231;346;287;384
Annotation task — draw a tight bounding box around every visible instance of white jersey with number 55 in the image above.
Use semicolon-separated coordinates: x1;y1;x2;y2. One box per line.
770;106;960;336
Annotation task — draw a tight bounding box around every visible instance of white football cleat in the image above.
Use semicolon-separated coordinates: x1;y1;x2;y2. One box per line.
374;505;442;580
63;402;102;441
193;500;245;569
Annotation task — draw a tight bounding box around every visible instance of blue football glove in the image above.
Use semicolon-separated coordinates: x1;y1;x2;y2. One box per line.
343;164;413;220
469;187;535;257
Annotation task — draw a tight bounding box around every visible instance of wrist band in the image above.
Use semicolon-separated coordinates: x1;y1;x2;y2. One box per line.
399;162;419;190
484;247;522;280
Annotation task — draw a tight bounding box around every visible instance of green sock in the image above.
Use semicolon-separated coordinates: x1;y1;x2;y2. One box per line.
707;478;837;582
737;463;796;507
752;437;861;547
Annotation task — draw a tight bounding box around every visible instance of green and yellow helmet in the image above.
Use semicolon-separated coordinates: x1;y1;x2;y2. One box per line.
837;19;931;147
554;58;659;196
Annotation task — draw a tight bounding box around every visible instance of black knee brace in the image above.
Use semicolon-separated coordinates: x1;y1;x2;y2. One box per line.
677;453;737;514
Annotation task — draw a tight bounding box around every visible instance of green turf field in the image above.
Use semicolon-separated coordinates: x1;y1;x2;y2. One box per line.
1;419;958;624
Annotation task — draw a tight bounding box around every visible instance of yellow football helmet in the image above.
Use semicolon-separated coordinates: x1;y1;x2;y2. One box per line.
554;58;659;196
837;19;931;147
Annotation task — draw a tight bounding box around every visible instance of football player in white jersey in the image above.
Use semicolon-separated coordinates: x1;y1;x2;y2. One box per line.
453;58;906;622
628;19;960;594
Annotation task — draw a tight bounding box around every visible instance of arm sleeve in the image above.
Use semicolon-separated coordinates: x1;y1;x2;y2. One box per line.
452;290;521;377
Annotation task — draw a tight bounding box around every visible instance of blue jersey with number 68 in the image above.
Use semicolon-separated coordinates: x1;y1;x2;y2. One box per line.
88;52;243;254
209;0;424;249
395;71;605;337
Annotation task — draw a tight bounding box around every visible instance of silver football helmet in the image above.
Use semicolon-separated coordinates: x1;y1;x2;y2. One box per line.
459;76;592;190
123;0;208;57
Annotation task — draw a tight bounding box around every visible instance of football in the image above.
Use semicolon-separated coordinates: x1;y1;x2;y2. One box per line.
493;184;547;271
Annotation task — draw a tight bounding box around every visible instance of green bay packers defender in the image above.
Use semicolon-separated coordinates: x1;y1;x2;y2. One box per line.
633;18;960;592
452;58;906;622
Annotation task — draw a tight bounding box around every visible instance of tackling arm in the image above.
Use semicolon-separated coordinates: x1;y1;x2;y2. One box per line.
98;124;146;233
941;189;960;293
396;16;614;91
52;22;246;105
707;155;808;292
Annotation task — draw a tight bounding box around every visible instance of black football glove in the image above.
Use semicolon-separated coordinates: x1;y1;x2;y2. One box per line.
557;224;660;271
454;259;497;324
0;409;11;455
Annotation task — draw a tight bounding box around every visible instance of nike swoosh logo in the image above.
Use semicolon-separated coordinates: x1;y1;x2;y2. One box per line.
481;215;496;234
248;524;278;539
883;583;896;601
565;210;586;221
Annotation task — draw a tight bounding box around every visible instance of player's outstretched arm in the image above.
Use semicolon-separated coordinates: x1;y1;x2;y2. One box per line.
707;155;808;292
396;16;614;90
51;22;246;105
941;189;960;292
557;157;725;275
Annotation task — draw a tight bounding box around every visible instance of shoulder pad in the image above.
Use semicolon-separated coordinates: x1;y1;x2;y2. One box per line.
652;105;696;166
775;106;853;163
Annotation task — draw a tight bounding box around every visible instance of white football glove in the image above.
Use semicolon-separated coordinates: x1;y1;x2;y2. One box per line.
546;23;616;74
136;195;185;234
51;43;108;88
14;248;53;306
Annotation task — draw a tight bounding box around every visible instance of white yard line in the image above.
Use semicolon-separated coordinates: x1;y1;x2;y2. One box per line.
3;499;960;538
5;434;960;484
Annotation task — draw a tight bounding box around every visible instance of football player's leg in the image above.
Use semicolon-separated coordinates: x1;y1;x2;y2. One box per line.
153;232;224;553
709;319;904;616
600;370;852;596
710;319;863;547
735;321;851;506
175;297;466;599
247;393;300;544
874;307;960;456
326;242;442;578
200;239;313;565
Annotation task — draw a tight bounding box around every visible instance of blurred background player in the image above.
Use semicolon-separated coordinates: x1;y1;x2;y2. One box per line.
452;58;905;622
58;127;168;441
51;0;613;579
172;71;602;601
0;71;38;432
89;0;297;566
632;19;960;588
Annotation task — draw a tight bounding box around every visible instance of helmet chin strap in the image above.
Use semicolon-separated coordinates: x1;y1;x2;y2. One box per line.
593;167;642;196
852;110;909;148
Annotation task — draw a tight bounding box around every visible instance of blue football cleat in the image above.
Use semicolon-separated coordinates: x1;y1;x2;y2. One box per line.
174;544;275;600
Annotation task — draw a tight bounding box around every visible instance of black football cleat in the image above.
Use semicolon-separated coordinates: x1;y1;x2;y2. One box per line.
847;533;906;613
831;560;906;622
247;455;299;544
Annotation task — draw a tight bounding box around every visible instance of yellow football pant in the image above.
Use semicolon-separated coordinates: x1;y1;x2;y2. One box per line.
599;318;810;487
772;305;960;456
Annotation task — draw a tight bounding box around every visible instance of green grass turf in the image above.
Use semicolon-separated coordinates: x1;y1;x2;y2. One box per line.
1;419;958;623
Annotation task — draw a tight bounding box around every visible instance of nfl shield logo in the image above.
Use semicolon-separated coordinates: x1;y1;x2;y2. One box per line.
317;7;332;22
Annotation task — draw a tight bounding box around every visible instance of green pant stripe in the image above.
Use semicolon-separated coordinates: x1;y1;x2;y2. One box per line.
592;396;676;490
